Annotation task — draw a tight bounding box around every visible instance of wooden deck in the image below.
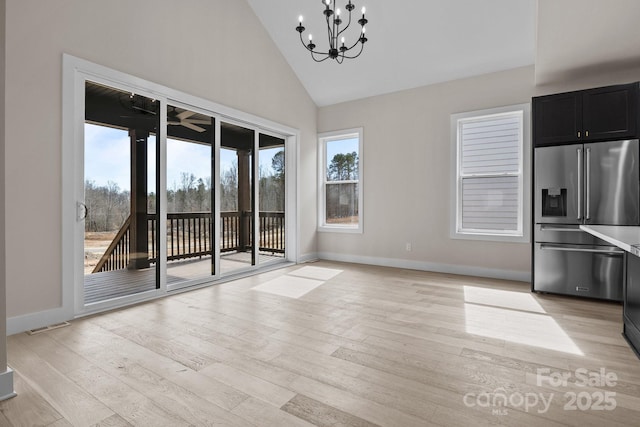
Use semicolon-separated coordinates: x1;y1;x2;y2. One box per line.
84;252;284;304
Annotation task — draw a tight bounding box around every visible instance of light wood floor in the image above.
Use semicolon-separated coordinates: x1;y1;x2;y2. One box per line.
3;261;640;426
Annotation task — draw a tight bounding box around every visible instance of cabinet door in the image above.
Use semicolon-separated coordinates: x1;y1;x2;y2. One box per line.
583;83;638;141
533;92;581;146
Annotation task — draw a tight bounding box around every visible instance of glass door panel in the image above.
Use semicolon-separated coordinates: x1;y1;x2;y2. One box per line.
83;81;159;305
220;122;255;275
166;105;215;288
258;133;286;264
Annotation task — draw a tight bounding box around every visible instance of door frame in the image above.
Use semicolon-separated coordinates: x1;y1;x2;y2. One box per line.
62;54;299;318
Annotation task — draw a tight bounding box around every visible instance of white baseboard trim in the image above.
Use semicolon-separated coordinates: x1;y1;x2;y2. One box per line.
7;306;73;336
0;368;16;401
316;252;531;283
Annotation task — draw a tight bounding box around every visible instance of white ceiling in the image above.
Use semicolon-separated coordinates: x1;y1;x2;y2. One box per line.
247;0;536;106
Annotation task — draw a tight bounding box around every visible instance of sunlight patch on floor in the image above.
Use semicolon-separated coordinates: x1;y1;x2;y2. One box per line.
463;286;583;356
251;266;343;299
288;266;343;281
463;286;546;313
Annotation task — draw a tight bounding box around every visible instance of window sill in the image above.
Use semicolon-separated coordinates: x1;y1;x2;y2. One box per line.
451;230;529;243
318;225;363;234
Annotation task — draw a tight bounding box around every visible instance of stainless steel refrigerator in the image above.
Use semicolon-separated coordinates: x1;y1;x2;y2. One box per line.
533;139;640;300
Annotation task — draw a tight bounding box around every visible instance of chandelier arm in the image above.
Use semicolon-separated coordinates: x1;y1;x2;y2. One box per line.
310;51;332;62
345;37;363;51
341;41;365;59
298;32;308;48
325;13;334;48
336;7;353;38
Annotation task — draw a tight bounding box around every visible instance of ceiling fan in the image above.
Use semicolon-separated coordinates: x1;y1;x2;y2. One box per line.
167;108;210;133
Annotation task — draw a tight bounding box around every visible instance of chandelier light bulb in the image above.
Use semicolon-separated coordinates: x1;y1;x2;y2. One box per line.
337;8;341;16
341;37;345;44
362;6;366;14
362;26;366;33
325;0;331;5
308;34;313;41
299;15;303;23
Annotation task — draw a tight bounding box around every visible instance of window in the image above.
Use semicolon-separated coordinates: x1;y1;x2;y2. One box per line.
318;128;363;233
451;104;530;242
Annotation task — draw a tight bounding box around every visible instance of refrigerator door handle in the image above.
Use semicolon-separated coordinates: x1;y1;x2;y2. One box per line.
585;147;591;221
577;147;583;220
539;225;582;232
539;244;624;255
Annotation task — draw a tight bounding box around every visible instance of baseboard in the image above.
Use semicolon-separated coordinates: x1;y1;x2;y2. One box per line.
316;252;530;283
7;306;73;336
0;368;16;401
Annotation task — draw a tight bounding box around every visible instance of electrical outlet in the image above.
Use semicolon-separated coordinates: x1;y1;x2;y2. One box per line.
405;242;412;251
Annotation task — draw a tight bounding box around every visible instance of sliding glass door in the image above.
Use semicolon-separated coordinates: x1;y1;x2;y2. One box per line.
220;121;256;275
83;81;160;305
258;133;286;265
166;105;216;289
72;63;293;315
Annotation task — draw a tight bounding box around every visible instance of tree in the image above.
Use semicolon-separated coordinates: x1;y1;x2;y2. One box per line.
271;150;285;182
328;151;358;181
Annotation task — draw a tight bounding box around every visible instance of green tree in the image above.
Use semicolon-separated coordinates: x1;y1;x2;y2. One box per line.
328;151;358;181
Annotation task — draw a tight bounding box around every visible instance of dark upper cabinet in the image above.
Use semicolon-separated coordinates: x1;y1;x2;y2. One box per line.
533;82;639;146
533;92;581;146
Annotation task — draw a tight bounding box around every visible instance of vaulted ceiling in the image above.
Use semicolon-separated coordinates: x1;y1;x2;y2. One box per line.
247;0;640;107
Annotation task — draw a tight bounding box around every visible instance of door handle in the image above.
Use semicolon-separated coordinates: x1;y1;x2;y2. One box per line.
577;147;582;220
585;147;591;221
539;244;624;255
539;225;581;232
77;202;88;221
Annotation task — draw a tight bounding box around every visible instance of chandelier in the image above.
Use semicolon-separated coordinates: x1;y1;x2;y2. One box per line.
296;0;368;64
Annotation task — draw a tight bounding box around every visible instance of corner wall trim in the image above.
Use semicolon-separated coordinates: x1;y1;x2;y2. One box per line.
298;253;320;264
316;252;530;283
0;368;16;401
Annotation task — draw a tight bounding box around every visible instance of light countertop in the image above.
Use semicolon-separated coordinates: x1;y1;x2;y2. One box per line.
580;225;640;256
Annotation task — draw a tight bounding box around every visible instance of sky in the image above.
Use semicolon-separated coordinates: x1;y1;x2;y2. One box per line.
326;137;359;175
326;137;358;163
84;123;280;192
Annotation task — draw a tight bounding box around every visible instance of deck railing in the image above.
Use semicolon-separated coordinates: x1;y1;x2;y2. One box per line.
92;211;284;273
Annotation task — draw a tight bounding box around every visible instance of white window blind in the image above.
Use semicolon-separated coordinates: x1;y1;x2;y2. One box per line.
454;109;525;238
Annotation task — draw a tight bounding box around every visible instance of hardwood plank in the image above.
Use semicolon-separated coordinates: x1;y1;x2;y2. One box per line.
0;371;62;427
89;414;133;427
231;396;315;427
7;339;114;426
287;375;429;427
109;325;217;371
67;366;191;427
281;394;380;427
11;331;93;375
199;362;296;408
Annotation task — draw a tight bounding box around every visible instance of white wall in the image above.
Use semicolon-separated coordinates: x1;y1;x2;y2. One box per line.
317;66;536;280
4;0;317;320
